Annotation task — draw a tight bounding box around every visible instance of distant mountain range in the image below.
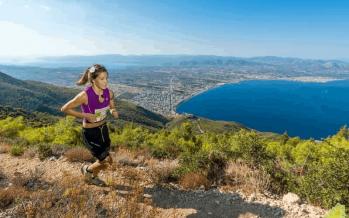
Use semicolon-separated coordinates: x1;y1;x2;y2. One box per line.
1;55;348;70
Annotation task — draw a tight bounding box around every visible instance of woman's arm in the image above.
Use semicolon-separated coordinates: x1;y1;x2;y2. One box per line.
109;90;119;119
61;91;96;122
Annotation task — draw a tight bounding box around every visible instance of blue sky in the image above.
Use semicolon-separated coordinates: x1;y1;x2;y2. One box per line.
0;0;348;59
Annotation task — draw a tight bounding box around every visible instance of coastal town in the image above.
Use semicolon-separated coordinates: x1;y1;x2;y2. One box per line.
1;56;348;117
107;63;346;116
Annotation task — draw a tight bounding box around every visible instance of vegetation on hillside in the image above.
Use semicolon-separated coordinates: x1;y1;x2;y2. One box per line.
0;115;348;210
0;71;169;129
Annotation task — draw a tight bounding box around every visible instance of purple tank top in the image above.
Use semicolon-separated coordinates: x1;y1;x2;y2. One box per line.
81;86;110;123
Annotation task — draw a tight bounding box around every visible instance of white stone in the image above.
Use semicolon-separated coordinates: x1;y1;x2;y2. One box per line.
143;194;152;198
282;192;301;204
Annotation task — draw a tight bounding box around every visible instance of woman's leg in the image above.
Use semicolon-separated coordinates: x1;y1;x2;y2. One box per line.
87;155;111;177
82;124;112;179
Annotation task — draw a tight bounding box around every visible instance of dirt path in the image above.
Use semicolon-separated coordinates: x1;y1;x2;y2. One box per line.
0;153;327;218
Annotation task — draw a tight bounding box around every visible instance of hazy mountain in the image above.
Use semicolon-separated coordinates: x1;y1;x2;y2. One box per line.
0;55;232;68
1;54;348;70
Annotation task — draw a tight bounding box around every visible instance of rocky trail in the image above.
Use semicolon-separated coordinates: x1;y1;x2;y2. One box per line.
0;152;327;218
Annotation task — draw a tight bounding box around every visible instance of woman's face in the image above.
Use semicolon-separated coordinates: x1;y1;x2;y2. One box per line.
92;71;108;90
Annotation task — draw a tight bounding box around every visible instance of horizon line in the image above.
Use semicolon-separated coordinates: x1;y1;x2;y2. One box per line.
0;54;348;62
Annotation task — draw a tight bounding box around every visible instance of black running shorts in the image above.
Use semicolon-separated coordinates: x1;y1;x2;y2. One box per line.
82;123;111;161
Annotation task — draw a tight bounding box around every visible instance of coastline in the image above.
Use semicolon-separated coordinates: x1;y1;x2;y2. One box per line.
277;76;341;83
173;76;342;114
173;81;236;112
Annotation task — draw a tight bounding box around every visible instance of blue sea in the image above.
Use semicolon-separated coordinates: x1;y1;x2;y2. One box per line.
176;80;349;139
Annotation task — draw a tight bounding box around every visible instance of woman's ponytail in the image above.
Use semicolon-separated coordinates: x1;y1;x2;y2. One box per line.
76;64;108;86
76;69;90;85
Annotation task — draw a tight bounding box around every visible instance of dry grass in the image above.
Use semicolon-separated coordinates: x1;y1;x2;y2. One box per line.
0;169;161;217
0;168;5;181
0;144;179;217
133;147;153;161
116;183;154;217
0;167;30;211
113;148;145;167
114;168;160;218
0;186;28;209
121;166;143;182
17;172;103;217
0;142;11;153
222;161;270;195
23;147;36;159
207;151;228;186
64;147;94;162
179;172;210;190
147;158;179;184
11;167;45;189
50;144;68;157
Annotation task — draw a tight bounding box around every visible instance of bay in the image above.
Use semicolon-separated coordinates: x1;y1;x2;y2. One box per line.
176;80;349;139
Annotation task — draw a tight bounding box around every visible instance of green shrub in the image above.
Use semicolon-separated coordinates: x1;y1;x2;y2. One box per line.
19;126;55;144
324;204;346;218
52;117;81;146
110;124;149;149
10;145;24;156
229;130;270;166
148;130;182;159
298;148;349;209
0;116;25;137
174;150;208;178
37;143;53;160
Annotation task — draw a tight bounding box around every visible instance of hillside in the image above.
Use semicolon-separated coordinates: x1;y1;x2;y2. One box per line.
0;71;169;129
113;99;169;129
0;106;58;127
0;71;77;115
166;114;248;134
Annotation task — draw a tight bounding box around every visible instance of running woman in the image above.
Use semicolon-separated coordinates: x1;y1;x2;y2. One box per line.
61;64;119;186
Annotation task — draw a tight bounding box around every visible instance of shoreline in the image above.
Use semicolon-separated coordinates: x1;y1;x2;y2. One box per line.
277;76;341;83
174;80;244;108
173;82;232;112
173;76;342;113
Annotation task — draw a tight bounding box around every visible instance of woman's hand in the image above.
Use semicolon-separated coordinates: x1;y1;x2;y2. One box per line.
112;111;119;119
84;113;97;123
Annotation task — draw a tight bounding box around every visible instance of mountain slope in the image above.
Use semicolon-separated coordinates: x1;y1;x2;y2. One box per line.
0;71;169;129
166;114;247;134
0;71;77;115
0;106;59;127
